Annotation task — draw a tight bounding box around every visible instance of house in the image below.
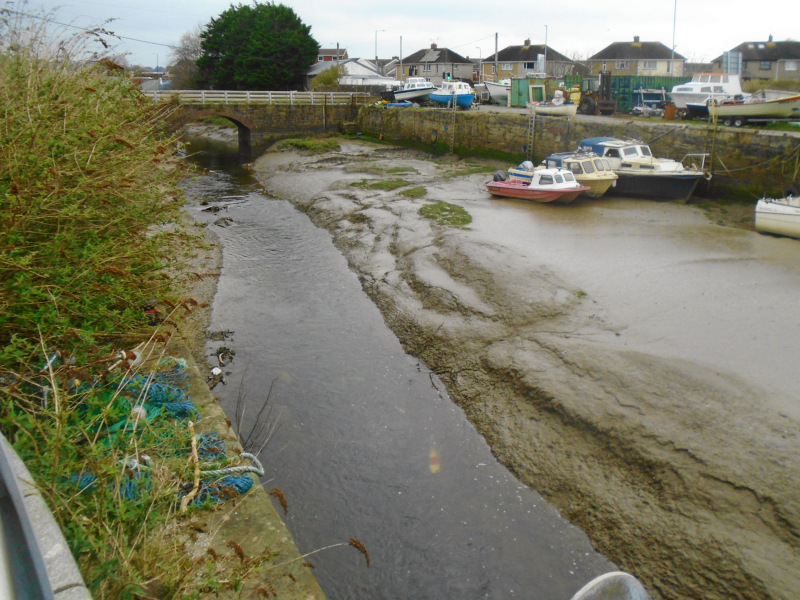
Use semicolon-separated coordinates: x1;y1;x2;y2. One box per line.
304;57;394;90
482;39;577;81
711;37;800;81
399;44;473;85
317;48;348;62
588;36;685;77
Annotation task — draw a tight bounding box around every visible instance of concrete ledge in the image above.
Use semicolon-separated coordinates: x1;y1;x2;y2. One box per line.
2;434;92;600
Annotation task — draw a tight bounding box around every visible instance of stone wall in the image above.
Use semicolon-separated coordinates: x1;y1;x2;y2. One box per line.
357;106;800;198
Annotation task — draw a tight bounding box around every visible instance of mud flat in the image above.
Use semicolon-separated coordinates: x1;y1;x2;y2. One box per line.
249;140;800;600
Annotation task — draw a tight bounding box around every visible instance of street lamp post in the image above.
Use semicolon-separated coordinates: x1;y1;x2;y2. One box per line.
375;29;386;62
475;47;482;84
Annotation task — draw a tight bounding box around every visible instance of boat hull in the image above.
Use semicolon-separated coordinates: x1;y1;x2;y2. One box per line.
393;88;433;102
530;103;578;117
484;81;510;104
755;197;800;239
487;179;589;203
429;93;475;108
612;172;703;202
710;94;800;120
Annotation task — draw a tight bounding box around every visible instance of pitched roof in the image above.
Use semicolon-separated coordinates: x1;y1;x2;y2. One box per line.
402;45;472;65
486;42;571;64
590;39;685;61
715;40;800;61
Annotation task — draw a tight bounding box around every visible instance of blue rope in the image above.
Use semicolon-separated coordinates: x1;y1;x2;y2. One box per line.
180;432;256;507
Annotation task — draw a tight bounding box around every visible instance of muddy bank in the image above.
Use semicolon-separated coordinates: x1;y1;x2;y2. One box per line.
250;140;800;600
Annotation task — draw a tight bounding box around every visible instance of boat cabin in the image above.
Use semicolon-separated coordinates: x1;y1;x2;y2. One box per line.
402;77;433;90
530;168;579;188
543;151;614;176
579;137;652;164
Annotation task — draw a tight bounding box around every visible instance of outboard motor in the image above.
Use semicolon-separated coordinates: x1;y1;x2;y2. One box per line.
492;170;507;182
518;160;534;171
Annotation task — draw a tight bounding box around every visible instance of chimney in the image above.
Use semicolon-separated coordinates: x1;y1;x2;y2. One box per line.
634;36;640;43
768;34;773;42
524;38;530;46
431;43;437;50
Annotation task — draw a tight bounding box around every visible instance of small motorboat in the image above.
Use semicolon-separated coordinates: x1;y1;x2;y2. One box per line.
670;72;748;111
578;137;709;202
755;189;800;239
487;167;590;203
508;150;618;199
392;77;436;103
429;81;475;108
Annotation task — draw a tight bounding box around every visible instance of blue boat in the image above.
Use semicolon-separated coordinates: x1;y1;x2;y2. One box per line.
429;81;475;108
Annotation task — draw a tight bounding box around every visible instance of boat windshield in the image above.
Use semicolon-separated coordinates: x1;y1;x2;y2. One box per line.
539;175;554;185
554;174;564;183
565;161;583;174
593;159;607;171
623;146;639;157
563;172;576;182
581;160;595;174
640;146;652;157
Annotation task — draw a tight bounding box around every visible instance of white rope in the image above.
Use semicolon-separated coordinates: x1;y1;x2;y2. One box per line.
199;452;264;478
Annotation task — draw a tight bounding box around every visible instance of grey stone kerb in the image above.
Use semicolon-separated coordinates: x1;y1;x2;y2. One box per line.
0;434;91;600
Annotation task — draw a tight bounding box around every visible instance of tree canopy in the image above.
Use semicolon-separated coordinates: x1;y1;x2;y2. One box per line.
197;2;319;91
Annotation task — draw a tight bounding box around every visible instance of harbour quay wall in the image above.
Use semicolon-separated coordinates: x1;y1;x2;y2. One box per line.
356;106;800;198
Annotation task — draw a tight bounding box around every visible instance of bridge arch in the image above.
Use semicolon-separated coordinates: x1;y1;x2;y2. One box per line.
177;108;254;160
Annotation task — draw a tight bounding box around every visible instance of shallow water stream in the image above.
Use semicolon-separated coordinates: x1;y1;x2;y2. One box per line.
181;149;615;599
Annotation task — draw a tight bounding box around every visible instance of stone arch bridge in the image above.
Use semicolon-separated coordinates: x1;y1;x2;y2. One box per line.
146;90;369;159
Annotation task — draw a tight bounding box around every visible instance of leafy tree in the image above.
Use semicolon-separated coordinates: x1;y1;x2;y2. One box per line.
197;2;319;90
310;64;344;90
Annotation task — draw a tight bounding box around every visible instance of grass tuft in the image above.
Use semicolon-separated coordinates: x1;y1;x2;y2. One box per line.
419;201;472;228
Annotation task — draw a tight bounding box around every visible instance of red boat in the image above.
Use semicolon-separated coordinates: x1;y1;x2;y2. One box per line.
487;167;591;203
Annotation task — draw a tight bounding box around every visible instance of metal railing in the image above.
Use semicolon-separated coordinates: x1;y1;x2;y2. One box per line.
142;89;371;106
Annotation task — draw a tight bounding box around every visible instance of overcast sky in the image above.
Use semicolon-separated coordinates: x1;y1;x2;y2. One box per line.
26;0;794;69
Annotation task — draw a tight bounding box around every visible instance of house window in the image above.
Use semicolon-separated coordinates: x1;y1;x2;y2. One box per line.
423;64;431;72
615;61;628;69
523;62;537;69
786;60;798;71
642;60;657;70
491;65;497;75
502;63;512;71
760;61;771;71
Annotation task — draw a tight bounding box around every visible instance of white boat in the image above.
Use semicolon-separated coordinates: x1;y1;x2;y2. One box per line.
487;167;590;203
709;93;800;126
528;88;577;116
392;77;436;103
508;150;618;199
429;81;475;108
484;78;511;105
670;73;748;110
579;137;709;202
755;190;800;239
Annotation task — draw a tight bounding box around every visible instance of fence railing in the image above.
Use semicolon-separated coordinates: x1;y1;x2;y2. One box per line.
142;89;372;106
